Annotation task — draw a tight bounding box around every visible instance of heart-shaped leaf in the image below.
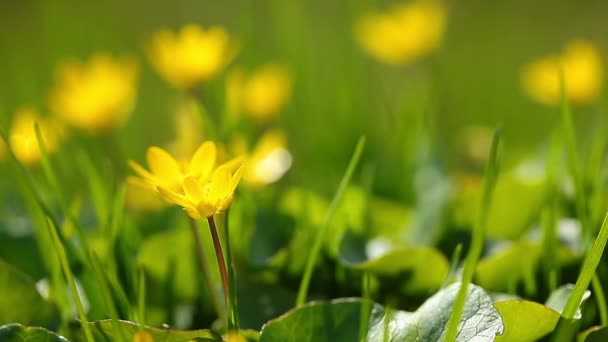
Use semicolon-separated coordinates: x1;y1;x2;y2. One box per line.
259;283;503;341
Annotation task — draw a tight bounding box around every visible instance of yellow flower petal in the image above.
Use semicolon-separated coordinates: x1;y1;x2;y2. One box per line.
183;176;204;204
157;186;192;208
209;166;231;203
147;146;182;182
189;141;216;178
128;160;156;183
185;207;203;219
228;166;245;194
196;201;216;218
220;155;246;172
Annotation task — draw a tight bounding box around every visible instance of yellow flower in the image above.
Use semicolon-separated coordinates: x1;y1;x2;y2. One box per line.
148;24;236;90
227;64;292;122
355;1;446;66
522;40;603;105
3;106;63;166
239;129;292;187
129;140;219;194
158;163;244;219
49;53;138;135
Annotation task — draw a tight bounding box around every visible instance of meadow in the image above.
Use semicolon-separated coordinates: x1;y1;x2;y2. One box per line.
1;0;608;341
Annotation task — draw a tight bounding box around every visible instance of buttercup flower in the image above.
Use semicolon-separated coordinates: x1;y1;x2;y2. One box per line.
158;164;244;219
49;53;138;135
231;129;292;187
3;106;64;166
522;40;603;106
355;0;446;65
129;141;221;193
227;64;292;123
148;24;236;90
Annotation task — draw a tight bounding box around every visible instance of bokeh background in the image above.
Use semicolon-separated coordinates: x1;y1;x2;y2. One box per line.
2;1;606;183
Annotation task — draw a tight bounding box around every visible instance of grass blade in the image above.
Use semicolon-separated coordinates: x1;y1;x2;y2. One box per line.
444;127;501;342
46;218;94;342
296;136;366;306
137;267;147;326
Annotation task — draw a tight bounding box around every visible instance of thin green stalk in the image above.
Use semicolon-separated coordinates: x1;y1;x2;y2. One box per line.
444;128;501;342
541;205;558;293
542;132;562;293
552;211;608;342
442;243;463;288
89;252;128;341
359;272;372;342
34;124;90;262
561;211;608;319
188;217;224;322
224;210;240;332
138;267;147;326
207;216;230;305
46;218;94;342
591;274;608;326
296;136;366;306
558;72;590;246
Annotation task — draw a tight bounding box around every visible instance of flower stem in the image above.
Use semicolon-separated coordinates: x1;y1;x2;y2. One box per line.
207;216;230;305
188;216;224;321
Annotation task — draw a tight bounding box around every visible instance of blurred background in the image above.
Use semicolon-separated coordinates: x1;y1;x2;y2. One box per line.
1;1;606;181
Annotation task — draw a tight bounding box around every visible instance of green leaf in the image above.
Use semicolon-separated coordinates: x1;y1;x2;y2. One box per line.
0;259;58;328
63;319;222;341
0;324;68;342
475;241;576;294
339;230;449;293
259;283;503;341
494;300;560;342
453;162;545;239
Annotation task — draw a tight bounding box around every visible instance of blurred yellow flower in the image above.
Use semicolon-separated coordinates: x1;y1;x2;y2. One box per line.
3;106;63;166
148;24;236;90
238;129;292;187
165;99;204;161
227;64;292;122
355;0;446;65
522;40;603;105
49;53;138;135
158;163;244;219
125;178;168;212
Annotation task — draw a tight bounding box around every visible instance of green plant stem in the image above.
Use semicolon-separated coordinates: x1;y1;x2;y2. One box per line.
89;252;128;341
591;274;608;326
207;216;230;305
561;211;608;320
359;272;371;342
444;128;501;342
138;267;146;326
188;217;224;321
296;136;366;306
224;210;240;332
46;218;94;342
